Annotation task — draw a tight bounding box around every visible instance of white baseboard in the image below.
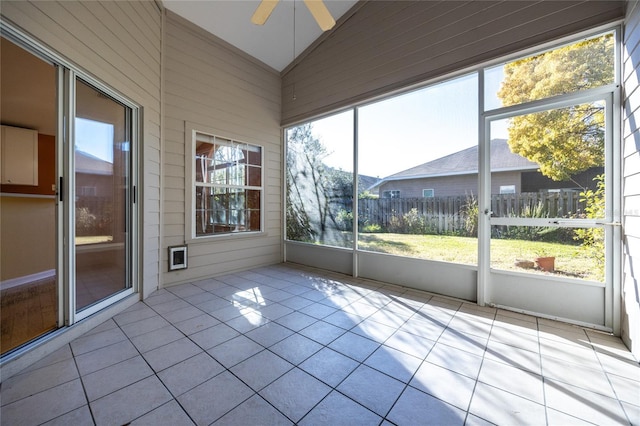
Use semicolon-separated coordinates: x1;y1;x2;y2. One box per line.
0;269;56;291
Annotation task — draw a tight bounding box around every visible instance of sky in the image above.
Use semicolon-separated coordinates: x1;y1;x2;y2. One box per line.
75;117;114;163
307;69;509;178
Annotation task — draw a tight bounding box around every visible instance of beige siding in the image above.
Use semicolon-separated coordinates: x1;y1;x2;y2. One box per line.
623;0;640;359
283;1;625;125
162;12;282;287
1;1;162;298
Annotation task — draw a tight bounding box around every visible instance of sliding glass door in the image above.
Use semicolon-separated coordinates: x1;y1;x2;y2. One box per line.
0;28;138;356
0;36;59;354
74;78;134;313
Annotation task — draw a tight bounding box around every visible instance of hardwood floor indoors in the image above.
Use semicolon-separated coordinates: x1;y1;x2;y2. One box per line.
0;276;57;354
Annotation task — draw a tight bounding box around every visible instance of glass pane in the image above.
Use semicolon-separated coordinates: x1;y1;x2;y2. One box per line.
0;37;58;354
228;164;245;186
195;186;212;236
195;141;214;183
247;189;261;231
489;100;606;283
286;110;354;248
357;74;479;265
490;225;604;282
247;145;262;166
247;165;261;187
485;32;614;111
75;79;131;311
490;101;605;220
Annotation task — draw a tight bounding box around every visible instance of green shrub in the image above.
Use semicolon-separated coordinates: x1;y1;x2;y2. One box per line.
336;209;354;231
361;223;383;233
461;193;478;237
574;174;605;276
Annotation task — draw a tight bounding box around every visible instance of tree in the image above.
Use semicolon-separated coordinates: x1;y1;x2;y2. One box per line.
286;124;352;246
498;34;613;273
497;34;613;184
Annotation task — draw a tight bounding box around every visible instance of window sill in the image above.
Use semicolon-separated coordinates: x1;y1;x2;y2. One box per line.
186;231;267;245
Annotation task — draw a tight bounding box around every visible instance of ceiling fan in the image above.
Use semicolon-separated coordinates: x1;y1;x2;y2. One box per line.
251;0;336;31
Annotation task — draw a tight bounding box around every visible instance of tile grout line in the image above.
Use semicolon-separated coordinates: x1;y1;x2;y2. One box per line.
462;306;498;425
96;313;195;426
5;264;637;425
302;294;418;424
378;294;460;423
135;287;269;425
68;341;99;426
584;328;634;425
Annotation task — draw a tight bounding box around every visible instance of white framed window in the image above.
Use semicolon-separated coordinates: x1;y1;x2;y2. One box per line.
423;188;434;198
190;130;263;238
382;190;400;199
499;185;516;194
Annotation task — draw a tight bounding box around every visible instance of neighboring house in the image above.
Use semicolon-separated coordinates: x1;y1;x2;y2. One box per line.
75;150;113;199
373;139;602;198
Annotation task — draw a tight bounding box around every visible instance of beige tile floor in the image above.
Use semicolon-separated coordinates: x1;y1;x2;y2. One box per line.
1;263;639;425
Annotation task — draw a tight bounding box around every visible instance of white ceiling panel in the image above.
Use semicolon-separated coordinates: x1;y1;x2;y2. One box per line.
163;0;358;72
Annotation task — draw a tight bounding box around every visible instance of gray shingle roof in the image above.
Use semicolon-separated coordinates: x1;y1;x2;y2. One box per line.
381;139;538;182
75;150;113;175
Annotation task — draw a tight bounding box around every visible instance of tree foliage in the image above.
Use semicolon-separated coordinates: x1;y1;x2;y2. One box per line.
286;124;352;246
574;174;605;279
497;34;613;183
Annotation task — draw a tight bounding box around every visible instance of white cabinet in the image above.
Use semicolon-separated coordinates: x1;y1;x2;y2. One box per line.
1;125;38;186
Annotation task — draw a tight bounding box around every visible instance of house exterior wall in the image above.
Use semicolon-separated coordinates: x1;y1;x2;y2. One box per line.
282;1;626;125
521;167;603;192
623;0;640;359
161;12;282;287
378;171;523;199
1;0;162;298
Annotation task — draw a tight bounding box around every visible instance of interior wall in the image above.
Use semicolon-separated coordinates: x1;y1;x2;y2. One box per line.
0;134;56;281
282;0;626;125
0;197;55;281
623;0;640;359
161;12;282;286
1;0;162;298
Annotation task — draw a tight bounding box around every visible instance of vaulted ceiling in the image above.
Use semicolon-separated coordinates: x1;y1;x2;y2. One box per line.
162;0;359;72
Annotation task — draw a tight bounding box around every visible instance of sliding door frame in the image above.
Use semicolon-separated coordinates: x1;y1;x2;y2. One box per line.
1;21;141;335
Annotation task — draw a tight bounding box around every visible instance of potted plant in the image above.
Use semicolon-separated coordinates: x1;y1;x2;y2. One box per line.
534;249;555;272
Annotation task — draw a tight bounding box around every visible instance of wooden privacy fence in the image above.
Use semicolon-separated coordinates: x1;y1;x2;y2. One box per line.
358;196;467;233
490;191;584;218
356;191;585;234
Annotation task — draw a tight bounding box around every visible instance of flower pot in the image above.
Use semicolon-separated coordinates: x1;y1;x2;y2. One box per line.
535;256;555;272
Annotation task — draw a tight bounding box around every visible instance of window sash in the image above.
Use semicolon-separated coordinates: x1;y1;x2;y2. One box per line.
191;129;263;238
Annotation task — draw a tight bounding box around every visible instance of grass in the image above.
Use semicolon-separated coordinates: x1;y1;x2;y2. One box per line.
358;232;603;281
76;235;113;245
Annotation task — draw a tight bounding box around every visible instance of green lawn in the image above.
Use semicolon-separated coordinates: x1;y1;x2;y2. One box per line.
76;235;113;245
358;232;602;281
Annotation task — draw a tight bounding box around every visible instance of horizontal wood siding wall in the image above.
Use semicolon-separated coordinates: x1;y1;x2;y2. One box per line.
282;0;625;125
162;12;282;286
1;0;162;298
378;171;522;199
623;0;640;359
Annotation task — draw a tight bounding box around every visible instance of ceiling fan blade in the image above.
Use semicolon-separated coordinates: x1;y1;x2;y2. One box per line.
303;0;336;31
251;0;280;25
